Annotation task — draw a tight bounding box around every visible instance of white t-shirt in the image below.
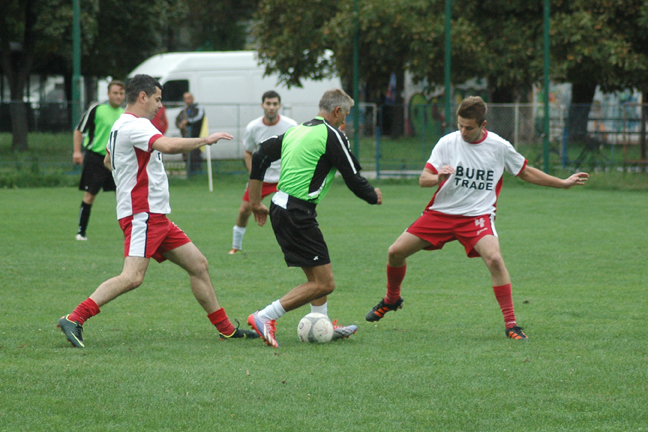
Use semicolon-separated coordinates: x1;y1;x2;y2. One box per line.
243;114;297;183
106;113;169;219
425;130;527;217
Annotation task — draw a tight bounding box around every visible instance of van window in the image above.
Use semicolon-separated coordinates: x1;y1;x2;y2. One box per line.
162;80;189;105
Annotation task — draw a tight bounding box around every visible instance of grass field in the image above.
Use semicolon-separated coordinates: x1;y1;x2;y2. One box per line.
1;177;647;431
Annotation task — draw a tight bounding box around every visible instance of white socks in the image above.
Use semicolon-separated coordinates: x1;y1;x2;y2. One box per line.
258;300;286;321
232;225;246;250
310;302;328;317
257;301;328;321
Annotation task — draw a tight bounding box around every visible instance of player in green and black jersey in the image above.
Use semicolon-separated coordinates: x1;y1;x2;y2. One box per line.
246;89;382;348
72;81;125;240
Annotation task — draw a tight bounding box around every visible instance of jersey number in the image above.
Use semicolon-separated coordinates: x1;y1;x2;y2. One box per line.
108;130;118;170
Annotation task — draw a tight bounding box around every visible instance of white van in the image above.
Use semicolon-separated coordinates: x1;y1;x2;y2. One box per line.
127;51;342;159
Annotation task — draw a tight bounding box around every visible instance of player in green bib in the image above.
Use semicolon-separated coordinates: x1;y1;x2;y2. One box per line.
246;88;382;348
73;80;125;241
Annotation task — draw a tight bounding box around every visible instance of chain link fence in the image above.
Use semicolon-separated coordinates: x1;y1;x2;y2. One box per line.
2;101;647;178
350;102;648;177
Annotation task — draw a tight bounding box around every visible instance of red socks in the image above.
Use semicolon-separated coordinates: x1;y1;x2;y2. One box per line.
68;298;100;325
493;283;516;329
208;308;235;336
385;264;406;304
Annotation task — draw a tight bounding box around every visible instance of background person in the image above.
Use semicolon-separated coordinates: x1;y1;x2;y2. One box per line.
365;96;589;340
58;74;258;348
246;89;382;348
178;92;205;173
229;90;297;254
73;80;125;241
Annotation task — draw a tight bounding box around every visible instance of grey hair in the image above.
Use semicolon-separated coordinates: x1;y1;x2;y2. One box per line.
318;89;354;114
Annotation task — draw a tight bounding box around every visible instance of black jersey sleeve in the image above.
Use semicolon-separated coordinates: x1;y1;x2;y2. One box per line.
76;104;99;133
325;125;378;204
250;134;284;181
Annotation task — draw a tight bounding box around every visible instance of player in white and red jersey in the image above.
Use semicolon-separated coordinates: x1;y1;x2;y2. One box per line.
57;74;258;348
228;91;297;254
366;96;589;340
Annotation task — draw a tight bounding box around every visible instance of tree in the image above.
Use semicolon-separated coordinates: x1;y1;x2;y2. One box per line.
1;0;99;151
551;0;648;142
185;0;259;51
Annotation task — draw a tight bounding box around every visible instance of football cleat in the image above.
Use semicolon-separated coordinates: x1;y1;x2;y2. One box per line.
57;315;85;348
227;248;241;255
331;320;358;341
219;319;259;340
247;312;279;348
75;234;87;241
365;297;404;322
505;326;528;340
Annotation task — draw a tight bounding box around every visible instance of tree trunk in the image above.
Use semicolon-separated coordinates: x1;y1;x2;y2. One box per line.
0;0;37;152
568;82;597;143
9;101;29;151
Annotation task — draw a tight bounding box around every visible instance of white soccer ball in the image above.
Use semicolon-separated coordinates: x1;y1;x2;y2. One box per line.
297;313;334;343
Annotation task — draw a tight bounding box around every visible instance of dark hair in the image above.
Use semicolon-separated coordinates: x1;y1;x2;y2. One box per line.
108;80;125;92
456;96;487;125
262;90;281;103
126;74;162;104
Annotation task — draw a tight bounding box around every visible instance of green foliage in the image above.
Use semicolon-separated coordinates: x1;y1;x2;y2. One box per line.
551;0;648;93
1;183;647;431
253;0;339;87
254;0;648;103
188;0;259;51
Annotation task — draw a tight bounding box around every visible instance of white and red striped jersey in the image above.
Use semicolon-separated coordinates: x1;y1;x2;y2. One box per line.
106;113;169;220
424;130;527;217
243;115;297;183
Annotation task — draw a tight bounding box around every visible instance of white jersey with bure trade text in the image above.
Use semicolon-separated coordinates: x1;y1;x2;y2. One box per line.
243;114;297;183
106;113;169;220
425;130;527;217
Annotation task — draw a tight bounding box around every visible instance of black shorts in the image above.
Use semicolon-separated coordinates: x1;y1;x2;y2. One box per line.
79;150;116;195
270;195;330;268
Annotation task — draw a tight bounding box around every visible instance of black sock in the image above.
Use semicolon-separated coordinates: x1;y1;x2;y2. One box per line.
78;202;92;236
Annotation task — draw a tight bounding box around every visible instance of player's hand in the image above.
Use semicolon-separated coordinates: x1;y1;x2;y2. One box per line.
374;188;383;205
251;203;269;226
437;165;455;183
73;151;83;165
563;172;589;188
205;132;234;145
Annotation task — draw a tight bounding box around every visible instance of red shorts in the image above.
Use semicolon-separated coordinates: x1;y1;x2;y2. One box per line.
242;182;278;202
406;211;496;258
119;213;191;263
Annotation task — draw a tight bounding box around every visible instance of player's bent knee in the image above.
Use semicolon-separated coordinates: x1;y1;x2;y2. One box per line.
317;280;335;296
388;244;408;264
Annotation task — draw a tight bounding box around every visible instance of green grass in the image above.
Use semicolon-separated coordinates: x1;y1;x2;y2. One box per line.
1;178;647;431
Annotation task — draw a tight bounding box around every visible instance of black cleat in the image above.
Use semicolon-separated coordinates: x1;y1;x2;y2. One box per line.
219;319;259;340
58;315;85;348
505;326;528;340
365;297;404;322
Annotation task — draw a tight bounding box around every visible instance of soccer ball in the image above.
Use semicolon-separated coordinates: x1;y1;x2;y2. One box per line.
297;313;334;343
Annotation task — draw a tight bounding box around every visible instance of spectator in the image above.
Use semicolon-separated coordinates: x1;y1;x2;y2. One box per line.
179;92;205;173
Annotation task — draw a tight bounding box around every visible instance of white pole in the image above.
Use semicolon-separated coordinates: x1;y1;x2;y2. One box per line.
206;145;213;192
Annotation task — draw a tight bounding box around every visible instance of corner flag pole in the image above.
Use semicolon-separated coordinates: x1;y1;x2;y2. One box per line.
199;116;213;191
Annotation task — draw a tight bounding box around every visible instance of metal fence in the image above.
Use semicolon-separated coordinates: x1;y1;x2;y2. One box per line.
2;101;647;176
362;102;648;176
